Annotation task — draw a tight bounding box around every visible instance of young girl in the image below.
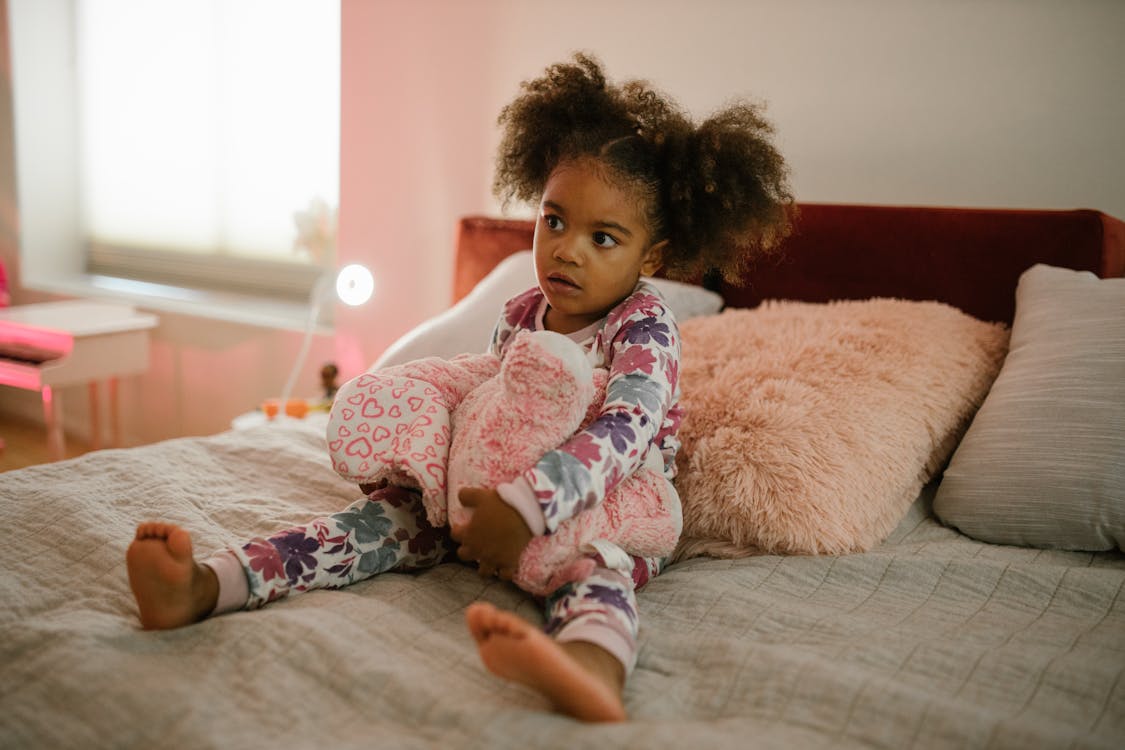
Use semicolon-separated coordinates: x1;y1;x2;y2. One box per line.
126;53;793;723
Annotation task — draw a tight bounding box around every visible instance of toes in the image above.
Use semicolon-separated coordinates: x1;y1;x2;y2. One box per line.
135;522;160;539
136;521;176;540
465;602;495;641
131;523;193;562
166;527;193;560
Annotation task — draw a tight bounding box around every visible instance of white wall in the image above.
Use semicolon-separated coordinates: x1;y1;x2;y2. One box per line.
3;0;1123;447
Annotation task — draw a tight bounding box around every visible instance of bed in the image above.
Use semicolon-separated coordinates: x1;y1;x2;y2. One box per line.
2;203;1123;749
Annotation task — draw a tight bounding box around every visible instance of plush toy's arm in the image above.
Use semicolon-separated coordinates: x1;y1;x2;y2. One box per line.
377;353;499;411
327;352;498;527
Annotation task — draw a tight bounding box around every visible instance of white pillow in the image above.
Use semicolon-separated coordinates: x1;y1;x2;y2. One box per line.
653;273;727;319
373;250;723;369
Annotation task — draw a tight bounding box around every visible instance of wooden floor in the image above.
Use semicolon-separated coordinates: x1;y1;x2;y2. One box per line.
0;417;92;472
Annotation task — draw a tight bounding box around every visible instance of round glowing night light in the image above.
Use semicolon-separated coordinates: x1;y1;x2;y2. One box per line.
335;263;374;306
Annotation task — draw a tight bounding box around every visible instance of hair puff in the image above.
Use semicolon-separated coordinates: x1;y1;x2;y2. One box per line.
494;53;795;282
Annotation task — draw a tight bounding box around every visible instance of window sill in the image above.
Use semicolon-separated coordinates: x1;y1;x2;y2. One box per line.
24;274;331;334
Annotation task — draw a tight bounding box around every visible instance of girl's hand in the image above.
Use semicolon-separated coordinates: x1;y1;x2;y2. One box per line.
452;487;533;580
359;480;385;496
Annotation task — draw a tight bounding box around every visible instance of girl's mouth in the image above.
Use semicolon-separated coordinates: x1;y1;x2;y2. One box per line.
547;273;581;291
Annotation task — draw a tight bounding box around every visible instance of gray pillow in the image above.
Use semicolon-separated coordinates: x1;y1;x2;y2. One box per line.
933;264;1125;551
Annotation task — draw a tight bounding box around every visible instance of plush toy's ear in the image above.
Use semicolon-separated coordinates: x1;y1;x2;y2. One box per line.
501;331;595;424
531;330;593;381
506;329;591;379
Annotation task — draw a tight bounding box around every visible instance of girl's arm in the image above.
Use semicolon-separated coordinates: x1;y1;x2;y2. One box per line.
517;289;681;534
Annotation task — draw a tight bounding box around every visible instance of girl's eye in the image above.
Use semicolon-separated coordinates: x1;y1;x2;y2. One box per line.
593;231;618;249
544;214;563;231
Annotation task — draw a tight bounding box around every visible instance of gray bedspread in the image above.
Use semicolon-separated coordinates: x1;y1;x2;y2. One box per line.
1;419;1122;749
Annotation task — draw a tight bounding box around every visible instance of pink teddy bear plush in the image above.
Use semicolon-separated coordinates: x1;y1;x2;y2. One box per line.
327;330;682;595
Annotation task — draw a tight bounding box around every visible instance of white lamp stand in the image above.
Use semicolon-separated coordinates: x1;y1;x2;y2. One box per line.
277;263;373;410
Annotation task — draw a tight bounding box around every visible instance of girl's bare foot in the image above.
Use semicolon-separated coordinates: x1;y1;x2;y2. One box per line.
465;601;626;722
126;522;218;630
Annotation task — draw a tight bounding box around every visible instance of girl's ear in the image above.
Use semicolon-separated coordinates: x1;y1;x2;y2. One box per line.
641;239;668;276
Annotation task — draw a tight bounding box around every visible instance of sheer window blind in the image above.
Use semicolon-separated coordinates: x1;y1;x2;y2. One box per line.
77;0;340;300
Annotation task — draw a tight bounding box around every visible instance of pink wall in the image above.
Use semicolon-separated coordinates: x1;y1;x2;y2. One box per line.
0;1;19;308
335;0;499;374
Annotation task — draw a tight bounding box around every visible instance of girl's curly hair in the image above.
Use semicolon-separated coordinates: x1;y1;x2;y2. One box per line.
493;53;795;282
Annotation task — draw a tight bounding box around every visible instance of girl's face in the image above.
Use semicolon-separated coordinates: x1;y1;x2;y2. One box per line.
533;158;665;335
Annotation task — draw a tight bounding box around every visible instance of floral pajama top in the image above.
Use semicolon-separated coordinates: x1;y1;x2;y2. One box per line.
490;280;684;534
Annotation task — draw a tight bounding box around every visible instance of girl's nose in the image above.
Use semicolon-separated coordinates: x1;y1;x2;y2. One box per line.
553;237;581;265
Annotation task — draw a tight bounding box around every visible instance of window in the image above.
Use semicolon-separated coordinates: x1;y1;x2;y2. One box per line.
11;0;340;312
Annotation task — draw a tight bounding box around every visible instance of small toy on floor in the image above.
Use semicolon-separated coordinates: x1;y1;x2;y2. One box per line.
260;361;342;420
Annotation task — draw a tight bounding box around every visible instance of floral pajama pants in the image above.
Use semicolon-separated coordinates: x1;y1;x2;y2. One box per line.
226;485;663;672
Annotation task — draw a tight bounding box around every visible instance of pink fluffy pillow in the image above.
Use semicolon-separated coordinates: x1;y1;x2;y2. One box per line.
673;299;1009;559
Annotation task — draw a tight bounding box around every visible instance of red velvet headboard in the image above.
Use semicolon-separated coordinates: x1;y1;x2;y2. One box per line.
454;203;1125;324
